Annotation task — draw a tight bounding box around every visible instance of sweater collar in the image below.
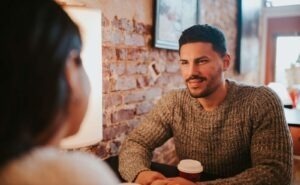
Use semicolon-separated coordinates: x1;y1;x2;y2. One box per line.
187;79;238;113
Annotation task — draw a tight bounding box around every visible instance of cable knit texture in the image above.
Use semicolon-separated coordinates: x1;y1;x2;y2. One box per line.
0;147;119;185
119;80;292;184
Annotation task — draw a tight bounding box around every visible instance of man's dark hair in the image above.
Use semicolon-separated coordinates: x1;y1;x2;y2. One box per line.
179;24;227;56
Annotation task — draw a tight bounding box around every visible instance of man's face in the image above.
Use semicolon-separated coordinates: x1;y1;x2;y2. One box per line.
179;42;229;98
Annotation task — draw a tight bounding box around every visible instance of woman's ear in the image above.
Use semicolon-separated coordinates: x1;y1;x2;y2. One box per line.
222;53;231;71
64;49;81;91
63;49;90;137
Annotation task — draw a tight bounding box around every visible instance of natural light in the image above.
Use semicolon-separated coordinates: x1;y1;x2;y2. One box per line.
265;0;300;7
275;36;300;85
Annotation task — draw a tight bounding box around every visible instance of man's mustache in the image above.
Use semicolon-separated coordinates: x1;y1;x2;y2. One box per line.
186;75;206;83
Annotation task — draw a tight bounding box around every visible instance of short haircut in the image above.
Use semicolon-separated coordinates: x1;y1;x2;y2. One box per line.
179;24;227;56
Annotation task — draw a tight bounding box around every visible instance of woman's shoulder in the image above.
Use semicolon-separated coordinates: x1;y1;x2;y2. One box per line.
0;147;119;185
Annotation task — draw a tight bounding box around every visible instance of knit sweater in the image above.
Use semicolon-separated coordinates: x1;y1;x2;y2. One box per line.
0;147;119;185
119;80;293;185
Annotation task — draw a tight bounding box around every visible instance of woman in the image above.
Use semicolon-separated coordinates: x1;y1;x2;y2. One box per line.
0;0;118;184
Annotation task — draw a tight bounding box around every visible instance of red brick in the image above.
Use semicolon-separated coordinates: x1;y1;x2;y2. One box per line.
111;29;124;45
150;49;159;60
126;62;138;74
127;48;148;61
111;16;119;28
152;138;178;165
111;108;135;123
156;74;171;86
116;48;127;60
102;46;116;60
127;63;148;75
102;15;110;27
103;124;129;140
110;62;126;76
94;142;109;158
113;76;137;91
136;64;148;74
108;140;122;156
166;50;179;61
103;94;123;109
145;34;152;47
124;91;145;104
158;49;167;61
119;18;134;32
127;118;141;130
102;78;110;94
137;76;149;88
102;112;108;127
144;25;152;35
125;33;145;46
134;21;146;34
145;87;162;100
165;61;180;73
156;74;184;89
172;74;185;86
102;62;111;77
136;101;153;115
102;28;111;44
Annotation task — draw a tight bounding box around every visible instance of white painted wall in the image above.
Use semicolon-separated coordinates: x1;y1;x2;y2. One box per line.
60;7;102;149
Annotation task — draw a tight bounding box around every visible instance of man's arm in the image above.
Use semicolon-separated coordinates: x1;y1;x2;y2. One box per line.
118;93;176;182
200;87;293;185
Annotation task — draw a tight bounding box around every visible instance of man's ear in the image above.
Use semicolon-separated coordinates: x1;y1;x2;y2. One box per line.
222;53;231;71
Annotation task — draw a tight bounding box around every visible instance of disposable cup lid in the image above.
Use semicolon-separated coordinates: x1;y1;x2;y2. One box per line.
177;159;203;173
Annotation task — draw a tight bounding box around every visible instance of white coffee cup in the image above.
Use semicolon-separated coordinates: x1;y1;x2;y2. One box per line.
177;159;203;182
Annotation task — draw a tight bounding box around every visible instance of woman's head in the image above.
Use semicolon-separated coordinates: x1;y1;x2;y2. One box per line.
1;0;90;165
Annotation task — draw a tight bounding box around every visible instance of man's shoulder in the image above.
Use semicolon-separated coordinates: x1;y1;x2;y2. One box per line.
229;79;280;104
160;88;190;102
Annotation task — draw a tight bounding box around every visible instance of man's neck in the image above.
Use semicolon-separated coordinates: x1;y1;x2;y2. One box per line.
198;81;228;111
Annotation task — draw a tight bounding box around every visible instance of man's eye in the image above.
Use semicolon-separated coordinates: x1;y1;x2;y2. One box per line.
196;59;208;64
180;60;188;65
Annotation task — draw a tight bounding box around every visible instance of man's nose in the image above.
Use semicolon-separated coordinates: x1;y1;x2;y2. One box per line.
187;63;199;76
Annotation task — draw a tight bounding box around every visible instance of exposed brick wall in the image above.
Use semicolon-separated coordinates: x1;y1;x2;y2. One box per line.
86;0;239;165
92;13;183;162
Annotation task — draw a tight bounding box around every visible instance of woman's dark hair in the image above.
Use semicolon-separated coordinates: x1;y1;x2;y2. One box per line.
0;0;81;166
179;24;227;56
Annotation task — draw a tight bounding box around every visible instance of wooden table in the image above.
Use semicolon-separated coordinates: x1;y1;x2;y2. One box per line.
104;156;218;182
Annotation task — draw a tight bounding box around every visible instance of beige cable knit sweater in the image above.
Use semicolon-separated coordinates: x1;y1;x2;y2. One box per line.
0;147;119;185
119;80;292;185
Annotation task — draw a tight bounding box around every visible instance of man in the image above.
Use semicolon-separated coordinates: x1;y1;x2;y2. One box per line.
119;24;292;185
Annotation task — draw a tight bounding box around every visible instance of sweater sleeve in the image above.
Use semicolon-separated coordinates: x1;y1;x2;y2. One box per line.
118;92;176;182
202;87;293;185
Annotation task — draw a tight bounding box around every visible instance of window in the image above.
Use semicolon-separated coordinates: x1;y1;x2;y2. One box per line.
265;0;300;7
275;36;300;85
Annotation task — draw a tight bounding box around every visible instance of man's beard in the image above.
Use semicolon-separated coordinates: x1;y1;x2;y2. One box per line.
187;84;215;98
185;75;221;98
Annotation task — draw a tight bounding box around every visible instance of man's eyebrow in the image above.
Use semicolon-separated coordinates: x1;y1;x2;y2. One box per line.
180;56;209;61
194;56;209;61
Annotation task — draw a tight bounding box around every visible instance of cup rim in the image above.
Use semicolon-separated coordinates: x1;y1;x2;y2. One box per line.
177;159;203;173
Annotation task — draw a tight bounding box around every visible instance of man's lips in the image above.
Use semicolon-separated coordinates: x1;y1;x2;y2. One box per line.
186;77;206;87
186;76;206;83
